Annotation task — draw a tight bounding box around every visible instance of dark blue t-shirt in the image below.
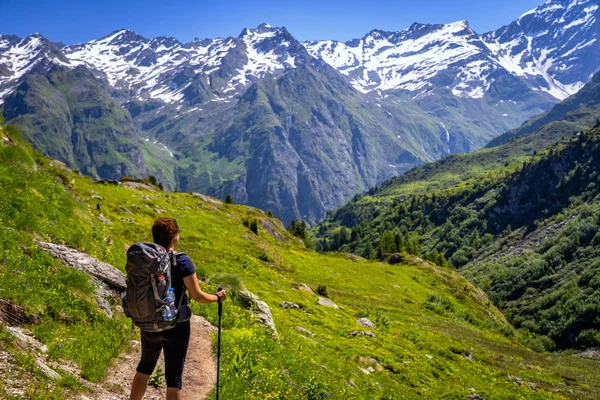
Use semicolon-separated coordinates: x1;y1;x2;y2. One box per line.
171;253;196;306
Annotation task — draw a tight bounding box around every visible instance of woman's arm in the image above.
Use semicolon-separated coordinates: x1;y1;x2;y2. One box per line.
183;273;226;304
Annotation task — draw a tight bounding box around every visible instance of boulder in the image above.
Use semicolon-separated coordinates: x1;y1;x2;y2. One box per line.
295;326;314;336
237;290;277;335
260;219;286;243
36;241;126;291
280;302;302;309
97;213;112;225
298;283;315;295
357;318;377;329
349;330;376;338
388;254;404;265
36;359;60;380
4;326;48;353
35;241;126;317
317;297;339;309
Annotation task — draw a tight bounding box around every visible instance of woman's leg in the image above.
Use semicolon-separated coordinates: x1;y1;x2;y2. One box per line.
130;330;163;400
163;321;191;399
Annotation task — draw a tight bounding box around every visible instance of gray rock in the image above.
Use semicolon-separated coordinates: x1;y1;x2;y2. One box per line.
119;206;133;214
35;241;126;317
317;297;339;309
388;254;404;265
349;330;376;338
509;375;523;385
260;219;286;243
91;195;103;200
123;181;157;191
191;192;223;205
295;326;314;336
153;208;164;214
357;318;377;329
574;349;600;359
237;290;277;335
36;241;126;291
36;359;60;380
298;283;315;295
5;326;48;353
280;302;302;309
97;213;112;225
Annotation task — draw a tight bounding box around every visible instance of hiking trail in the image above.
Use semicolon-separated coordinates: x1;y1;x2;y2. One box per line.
83;316;216;400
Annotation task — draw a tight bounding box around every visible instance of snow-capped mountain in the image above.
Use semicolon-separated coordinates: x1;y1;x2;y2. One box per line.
0;33;69;99
0;24;308;105
1;0;600;225
483;0;600;100
305;0;600;101
304;21;504;98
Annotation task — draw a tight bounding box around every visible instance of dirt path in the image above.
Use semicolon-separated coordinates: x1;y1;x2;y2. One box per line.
82;316;217;400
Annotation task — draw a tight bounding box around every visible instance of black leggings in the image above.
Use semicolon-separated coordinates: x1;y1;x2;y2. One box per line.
136;321;191;389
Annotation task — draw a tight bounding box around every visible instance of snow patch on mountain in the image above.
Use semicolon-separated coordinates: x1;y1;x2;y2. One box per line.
305;21;497;97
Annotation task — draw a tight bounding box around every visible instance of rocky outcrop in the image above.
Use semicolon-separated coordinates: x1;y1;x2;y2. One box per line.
260;219;286;243
237;290;277;335
35;241;126;317
191;192;223;206
317;297;339;309
357;318;376;329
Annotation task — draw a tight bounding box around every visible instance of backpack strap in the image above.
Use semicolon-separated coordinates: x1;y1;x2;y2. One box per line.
171;251;190;309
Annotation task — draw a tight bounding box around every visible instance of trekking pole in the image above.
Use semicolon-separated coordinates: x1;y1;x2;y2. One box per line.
216;284;223;400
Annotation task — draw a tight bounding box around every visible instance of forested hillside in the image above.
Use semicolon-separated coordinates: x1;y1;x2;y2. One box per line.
317;124;600;350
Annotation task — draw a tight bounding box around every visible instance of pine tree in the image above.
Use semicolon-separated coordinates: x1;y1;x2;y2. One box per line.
339;227;349;245
364;241;375;260
225;194;233;204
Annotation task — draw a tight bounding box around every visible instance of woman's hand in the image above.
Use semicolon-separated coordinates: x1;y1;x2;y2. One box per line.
215;290;227;303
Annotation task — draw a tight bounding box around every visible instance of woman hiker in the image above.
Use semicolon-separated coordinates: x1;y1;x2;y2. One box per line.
129;217;227;400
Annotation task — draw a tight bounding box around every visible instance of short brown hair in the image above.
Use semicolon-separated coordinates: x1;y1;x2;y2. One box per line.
152;218;180;249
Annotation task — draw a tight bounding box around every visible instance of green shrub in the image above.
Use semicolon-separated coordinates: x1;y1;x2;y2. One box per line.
316;284;328;297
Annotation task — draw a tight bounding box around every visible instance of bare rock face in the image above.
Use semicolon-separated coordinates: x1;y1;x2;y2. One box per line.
237;290;277;336
35;241;126;317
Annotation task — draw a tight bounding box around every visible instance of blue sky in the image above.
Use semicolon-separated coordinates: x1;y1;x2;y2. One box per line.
1;0;544;44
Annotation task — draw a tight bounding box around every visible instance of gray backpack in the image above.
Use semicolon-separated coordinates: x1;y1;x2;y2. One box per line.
123;243;190;332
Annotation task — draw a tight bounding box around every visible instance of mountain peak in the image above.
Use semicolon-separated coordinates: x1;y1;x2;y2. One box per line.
96;29;146;45
238;23;283;39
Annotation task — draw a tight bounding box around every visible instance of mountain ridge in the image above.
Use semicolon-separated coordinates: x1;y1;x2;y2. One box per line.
1;0;600;223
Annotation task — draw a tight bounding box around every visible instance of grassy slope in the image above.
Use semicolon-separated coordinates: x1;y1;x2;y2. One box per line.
2;124;600;399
